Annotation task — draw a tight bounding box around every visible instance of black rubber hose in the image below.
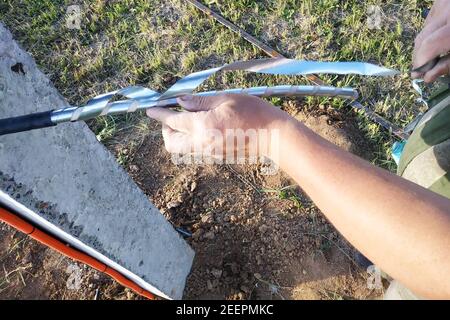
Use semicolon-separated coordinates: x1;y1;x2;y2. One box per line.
0;111;56;136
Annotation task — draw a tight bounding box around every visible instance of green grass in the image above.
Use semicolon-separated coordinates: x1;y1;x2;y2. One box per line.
261;185;304;208
0;0;434;169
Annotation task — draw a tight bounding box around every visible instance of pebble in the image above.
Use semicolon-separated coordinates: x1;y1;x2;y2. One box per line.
211;269;222;279
201;213;213;224
167;201;181;209
129;164;139;172
192;229;203;240
204;231;215;240
126;291;134;300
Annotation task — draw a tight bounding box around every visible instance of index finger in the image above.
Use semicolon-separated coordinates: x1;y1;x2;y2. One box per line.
414;17;447;53
413;25;450;70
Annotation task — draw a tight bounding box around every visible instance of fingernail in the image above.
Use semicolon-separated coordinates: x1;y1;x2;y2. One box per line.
179;94;194;101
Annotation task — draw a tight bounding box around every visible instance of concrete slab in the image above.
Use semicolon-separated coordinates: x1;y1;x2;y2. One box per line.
0;23;194;299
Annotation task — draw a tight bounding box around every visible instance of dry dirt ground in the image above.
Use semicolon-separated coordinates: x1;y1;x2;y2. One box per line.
0;0;427;302
1;100;385;300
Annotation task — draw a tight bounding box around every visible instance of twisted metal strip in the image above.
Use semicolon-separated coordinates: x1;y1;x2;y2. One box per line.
51;85;358;124
51;58;397;124
184;3;408;140
159;58;398;100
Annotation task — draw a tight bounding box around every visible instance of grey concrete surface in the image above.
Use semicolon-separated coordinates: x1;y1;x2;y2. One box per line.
0;23;194;299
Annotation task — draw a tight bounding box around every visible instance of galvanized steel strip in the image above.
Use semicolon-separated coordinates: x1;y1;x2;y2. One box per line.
52;58;397;124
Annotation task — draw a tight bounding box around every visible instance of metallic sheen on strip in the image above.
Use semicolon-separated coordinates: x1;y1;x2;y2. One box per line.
51;85;358;124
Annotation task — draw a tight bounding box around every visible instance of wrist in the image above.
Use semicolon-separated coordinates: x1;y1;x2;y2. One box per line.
263;114;297;161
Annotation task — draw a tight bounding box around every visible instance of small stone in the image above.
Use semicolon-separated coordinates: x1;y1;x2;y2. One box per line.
167;201;181;209
129;164;139;172
207;280;213;290
204;231;215;240
211;268;222;278
302;269;307;275
230;215;237;223
192;229;203;240
190;181;197;192
201;213;213;224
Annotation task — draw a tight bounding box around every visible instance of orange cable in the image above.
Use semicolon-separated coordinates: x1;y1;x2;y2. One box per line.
0;206;156;300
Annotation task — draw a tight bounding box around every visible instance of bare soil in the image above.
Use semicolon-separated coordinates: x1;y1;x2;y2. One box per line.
0;100;384;300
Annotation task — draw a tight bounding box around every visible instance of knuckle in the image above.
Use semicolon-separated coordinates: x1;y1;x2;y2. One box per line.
424;74;434;83
220;101;235;112
196;96;209;109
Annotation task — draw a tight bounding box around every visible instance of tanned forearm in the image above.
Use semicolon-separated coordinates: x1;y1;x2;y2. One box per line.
271;118;450;299
147;93;450;299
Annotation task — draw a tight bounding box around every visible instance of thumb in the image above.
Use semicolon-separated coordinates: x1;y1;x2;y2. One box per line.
177;94;228;112
146;107;192;132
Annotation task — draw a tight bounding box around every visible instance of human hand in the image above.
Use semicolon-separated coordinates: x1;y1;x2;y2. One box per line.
412;0;450;82
146;94;289;162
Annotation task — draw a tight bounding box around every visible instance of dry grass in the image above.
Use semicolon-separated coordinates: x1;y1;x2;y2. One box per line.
0;0;433;169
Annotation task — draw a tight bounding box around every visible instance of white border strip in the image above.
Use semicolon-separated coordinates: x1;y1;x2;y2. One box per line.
0;190;171;300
